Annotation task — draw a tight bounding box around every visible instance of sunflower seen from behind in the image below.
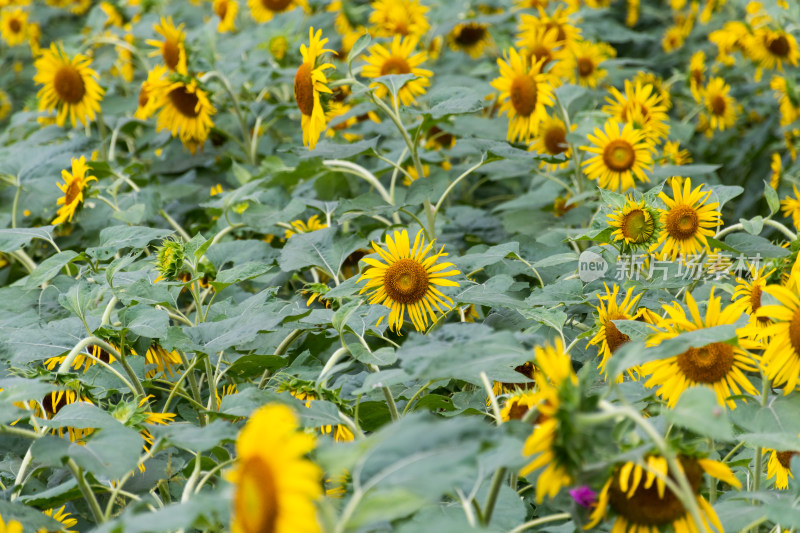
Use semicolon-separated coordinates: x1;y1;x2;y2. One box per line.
358;229;460;333
491;47;555;142
581;119;655;191
248;0;306;24
34;43;104;128
146;17;188;74
640;289;759;409
361;35;432;107
227;403;321;533
651;177;721;260
295;27;335;150
52;155;96;225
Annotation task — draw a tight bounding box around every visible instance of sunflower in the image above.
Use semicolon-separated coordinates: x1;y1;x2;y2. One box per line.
43;506;77;532
745;27;799;75
150;76;216;150
771;76;800;128
0;89;11;120
248;0;306;24
491;361;537;398
734;264;776;336
766;449;798;489
633;71;672;109
701;77;737;133
588;284;651;380
111;34;135;83
688;50;706;102
402;163;429;186
144;345;182;378
99;1;123;27
227;404;321;533
447;22;493;59
288;389;355;442
501;390;540;422
51;156;96;225
781;187;800;231
146;17;188;74
603;80;670;141
295;27;335;150
755;269;800;393
520;339;578;502
581;120;655;192
361;35;432;107
491;47;555;143
651;177;722;260
0;7;28;46
529;114;573;170
44;343;115;372
516;26;565;72
0;516;22;533
709;21;749;65
358;228;460;333
641;289;759;409
585;454;738;533
659;140;692;166
134;65;168;120
558;40;614;88
368;0;429;39
285;214;327;239
34;43;104;128
517;7;581;47
771;152;782;189
214;0;238;33
607;196;661;249
40;390;94;442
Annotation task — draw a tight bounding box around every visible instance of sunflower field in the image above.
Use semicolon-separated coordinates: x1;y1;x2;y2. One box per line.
5;0;800;532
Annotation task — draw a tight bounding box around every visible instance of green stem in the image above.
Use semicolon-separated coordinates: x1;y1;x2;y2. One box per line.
433;157;488;214
160;209;192;242
67;459;105;524
177;350;207;427
369;363;399;421
508;513;572;533
201;71;254;165
481;371;502;426
482;467;507;526
11;177;21;229
401;380;433;415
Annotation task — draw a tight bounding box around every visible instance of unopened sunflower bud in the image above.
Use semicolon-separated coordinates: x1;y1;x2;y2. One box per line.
155;237;185;281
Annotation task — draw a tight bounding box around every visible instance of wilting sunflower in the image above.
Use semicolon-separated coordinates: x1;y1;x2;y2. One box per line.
588;284;651;380
520;339;578;502
213;0;238;33
607;195;661;249
34;43;104;128
734;264;776;337
501;390;540;422
766;448;798;489
0;89;11;120
780;186;800;231
651;177;721;260
369;0;430;38
585;454;739;533
641;289;759;409
43;506;77;532
227;404;321;533
358;229;460;333
361;35;432;107
447;22;493;58
52;156;96;225
146;17;188;74
558;39;614;88
529;114;573;170
491;47;555;142
0;7;28;46
150;76;216;150
581;120;655;191
745;27;799;74
701;77;737;133
603;80;670;141
285;214;328;238
295;27;335;150
755;269;800;393
248;0;306;23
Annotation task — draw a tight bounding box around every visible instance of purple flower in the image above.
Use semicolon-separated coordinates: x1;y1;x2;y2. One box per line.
569;486;597;508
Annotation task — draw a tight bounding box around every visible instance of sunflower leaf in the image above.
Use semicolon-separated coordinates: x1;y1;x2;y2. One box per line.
665;386;735;440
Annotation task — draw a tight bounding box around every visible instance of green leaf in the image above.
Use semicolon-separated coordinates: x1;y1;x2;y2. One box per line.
649;164;721;179
0;226;56;253
456;275;525;310
724;233;790;258
183;233;210;260
119;304;170;338
706;237;740;254
765;180;780;215
302;137;380;159
347;31;371;65
348;343;397;366
454;242;519;273
0;501;63;532
740;216;764;235
665;387;735;440
211;262;273;291
347;488;428;531
373;73;418;101
24;250;79;289
86;225;173;260
150;420;237;452
278;226;363;279
422;88;485;119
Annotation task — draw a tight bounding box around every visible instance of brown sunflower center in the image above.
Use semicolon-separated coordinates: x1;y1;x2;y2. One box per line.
577;57;595;77
768;35;790;57
750;284;764;316
64;179;82;206
544;21;567;42
621;209;654;243
54;65;86;104
234;455;279;533
294;62;315;116
169;86;200;117
260;0;292;11
380;56;411;76
605;314;630;354
383;258;429;304
162;38;181;71
691;69;704;87
138;87;149;109
543;124;567;155
602;139;636;172
777;450;799;469
665;204;699;240
510;74;538;117
789;306;800;357
9;18;22;33
609;458;703;526
42;393;69;416
677;342;734;383
711;95;727;116
90;345;114;363
455;24;486;46
215;0;228;18
531;46;552;66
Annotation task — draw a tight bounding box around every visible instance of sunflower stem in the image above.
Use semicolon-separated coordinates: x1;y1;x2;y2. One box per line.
433;157;488;214
177;350;207;427
323;159;393;205
11;175;21;229
201;71;254;165
480;371;503;425
67;458;105;524
508;512;572;533
481;467;508;526
401;380;434;416
370;363;400;421
159;209;192;242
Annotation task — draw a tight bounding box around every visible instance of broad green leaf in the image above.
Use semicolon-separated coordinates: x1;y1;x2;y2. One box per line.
665;387;735;440
278;226;363;279
0;226;56;253
86;225;173;260
346;488;428;531
119;304;170;338
24;250;79;289
150;420;238;452
211;262;273;291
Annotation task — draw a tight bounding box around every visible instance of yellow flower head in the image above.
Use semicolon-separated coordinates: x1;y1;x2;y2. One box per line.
0;7;28;46
581;119;655;191
214;0;239;33
146;17;188;74
369;0;430;39
149;74;217;151
530;113;574;170
744;27;800;75
0;89;11;121
248;0;307;24
447;22;494;59
43;506;77;532
52;156;96;225
361;35;432;107
766;448;798;489
135;65;168;121
358;229;460;333
734;264;776;337
295;27;335;150
660;140;692;166
701;77;738;134
603;80;670;141
651;177;721;259
558;39;615;88
285;214;327;239
34;43;105;128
